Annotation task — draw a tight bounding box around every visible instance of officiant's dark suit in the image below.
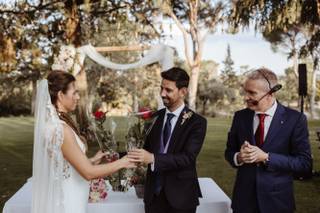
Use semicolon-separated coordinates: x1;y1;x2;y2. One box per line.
129;67;207;213
225;68;311;213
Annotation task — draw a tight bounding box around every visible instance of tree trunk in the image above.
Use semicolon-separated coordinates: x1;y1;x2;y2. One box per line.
310;68;318;119
292;51;298;78
202;99;208;115
75;70;90;135
188;65;200;110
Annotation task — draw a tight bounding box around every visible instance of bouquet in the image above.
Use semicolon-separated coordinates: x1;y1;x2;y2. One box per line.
125;107;156;151
126;107;157;188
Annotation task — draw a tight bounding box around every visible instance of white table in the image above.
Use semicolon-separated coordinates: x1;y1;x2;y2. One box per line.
3;177;232;213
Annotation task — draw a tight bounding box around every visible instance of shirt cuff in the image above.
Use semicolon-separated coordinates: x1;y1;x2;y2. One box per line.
234;152;244;166
151;155;155;171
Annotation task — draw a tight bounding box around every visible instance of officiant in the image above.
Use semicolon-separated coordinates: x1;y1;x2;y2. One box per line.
128;67;207;213
224;68;312;213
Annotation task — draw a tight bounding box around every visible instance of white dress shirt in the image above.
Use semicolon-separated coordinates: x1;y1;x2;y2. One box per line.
234;101;278;166
162;103;186;144
151;103;185;170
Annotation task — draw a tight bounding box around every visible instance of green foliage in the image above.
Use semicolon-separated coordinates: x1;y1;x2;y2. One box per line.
262;26;305;60
197;79;236;116
277;67;299;107
0;75;32;116
228;0;320;65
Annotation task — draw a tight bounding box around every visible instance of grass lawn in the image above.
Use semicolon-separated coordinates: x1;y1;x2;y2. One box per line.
1;116;320;212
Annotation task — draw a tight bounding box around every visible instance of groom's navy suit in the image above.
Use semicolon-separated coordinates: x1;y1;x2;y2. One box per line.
225;102;311;213
143;106;207;211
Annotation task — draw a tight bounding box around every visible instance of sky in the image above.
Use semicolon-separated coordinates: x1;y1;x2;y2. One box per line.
162;27;291;76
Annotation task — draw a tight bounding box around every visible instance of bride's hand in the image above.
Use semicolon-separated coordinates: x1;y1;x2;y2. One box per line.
119;155;137;169
90;150;108;165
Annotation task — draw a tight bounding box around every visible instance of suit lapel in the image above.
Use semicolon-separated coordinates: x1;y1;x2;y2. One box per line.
151;109;165;152
263;103;286;148
167;106;189;153
244;109;255;145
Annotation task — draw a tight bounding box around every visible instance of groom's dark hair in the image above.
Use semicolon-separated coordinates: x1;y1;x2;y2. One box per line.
161;67;189;89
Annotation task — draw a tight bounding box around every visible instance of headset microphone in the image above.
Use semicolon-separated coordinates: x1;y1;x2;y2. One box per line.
250;84;282;106
269;84;282;94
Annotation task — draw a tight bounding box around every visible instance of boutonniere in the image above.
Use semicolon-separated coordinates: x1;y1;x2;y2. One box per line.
181;111;193;125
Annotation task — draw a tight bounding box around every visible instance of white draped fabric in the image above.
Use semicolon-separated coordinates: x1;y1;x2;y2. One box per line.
77;44;174;75
52;43;174;76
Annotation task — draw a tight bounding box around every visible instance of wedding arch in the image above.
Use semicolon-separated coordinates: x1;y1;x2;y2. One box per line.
51;43;175;132
52;43;174;76
52;43;174;108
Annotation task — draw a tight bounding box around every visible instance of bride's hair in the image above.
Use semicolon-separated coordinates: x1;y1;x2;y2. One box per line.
47;71;83;140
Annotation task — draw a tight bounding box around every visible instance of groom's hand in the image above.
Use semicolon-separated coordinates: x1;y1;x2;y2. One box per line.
128;149;154;164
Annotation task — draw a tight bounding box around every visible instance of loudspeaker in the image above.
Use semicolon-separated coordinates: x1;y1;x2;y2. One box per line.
298;64;307;96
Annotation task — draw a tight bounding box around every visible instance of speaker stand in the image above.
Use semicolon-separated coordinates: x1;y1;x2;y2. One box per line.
300;95;304;113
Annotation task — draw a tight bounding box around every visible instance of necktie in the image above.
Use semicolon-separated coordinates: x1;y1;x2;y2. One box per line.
255;113;266;147
163;113;175;147
154;113;174;195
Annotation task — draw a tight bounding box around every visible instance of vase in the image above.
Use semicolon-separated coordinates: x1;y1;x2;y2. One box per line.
134;184;144;198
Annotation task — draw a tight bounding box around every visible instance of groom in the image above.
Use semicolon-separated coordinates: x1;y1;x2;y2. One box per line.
128;67;207;213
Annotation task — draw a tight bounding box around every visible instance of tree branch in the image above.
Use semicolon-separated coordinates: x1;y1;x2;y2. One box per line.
168;10;193;67
0;0;64;15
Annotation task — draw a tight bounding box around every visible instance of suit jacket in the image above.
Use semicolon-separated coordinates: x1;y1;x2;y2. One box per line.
143;106;207;209
225;102;312;213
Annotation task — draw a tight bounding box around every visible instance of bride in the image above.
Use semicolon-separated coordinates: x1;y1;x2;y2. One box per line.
31;70;135;213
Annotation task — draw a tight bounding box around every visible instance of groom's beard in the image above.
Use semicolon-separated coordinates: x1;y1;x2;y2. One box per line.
162;97;171;107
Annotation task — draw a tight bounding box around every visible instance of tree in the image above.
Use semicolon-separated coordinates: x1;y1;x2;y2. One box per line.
263;26;306;77
228;0;320;66
228;0;320;118
198;79;235;116
152;0;224;110
277;67;299;107
0;0;161;122
221;44;237;88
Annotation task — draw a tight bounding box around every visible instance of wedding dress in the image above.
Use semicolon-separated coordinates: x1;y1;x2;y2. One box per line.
31;79;89;213
62;128;89;213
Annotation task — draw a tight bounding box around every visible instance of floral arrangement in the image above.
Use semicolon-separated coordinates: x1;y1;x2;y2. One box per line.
51;45;84;75
88;107;157;197
91;110;131;192
126;107;157;188
88;178;108;203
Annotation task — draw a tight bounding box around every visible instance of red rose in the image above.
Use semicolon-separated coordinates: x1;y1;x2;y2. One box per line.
138;107;153;120
94;111;105;120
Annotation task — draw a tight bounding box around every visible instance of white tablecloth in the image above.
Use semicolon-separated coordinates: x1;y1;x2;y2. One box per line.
3;177;232;213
